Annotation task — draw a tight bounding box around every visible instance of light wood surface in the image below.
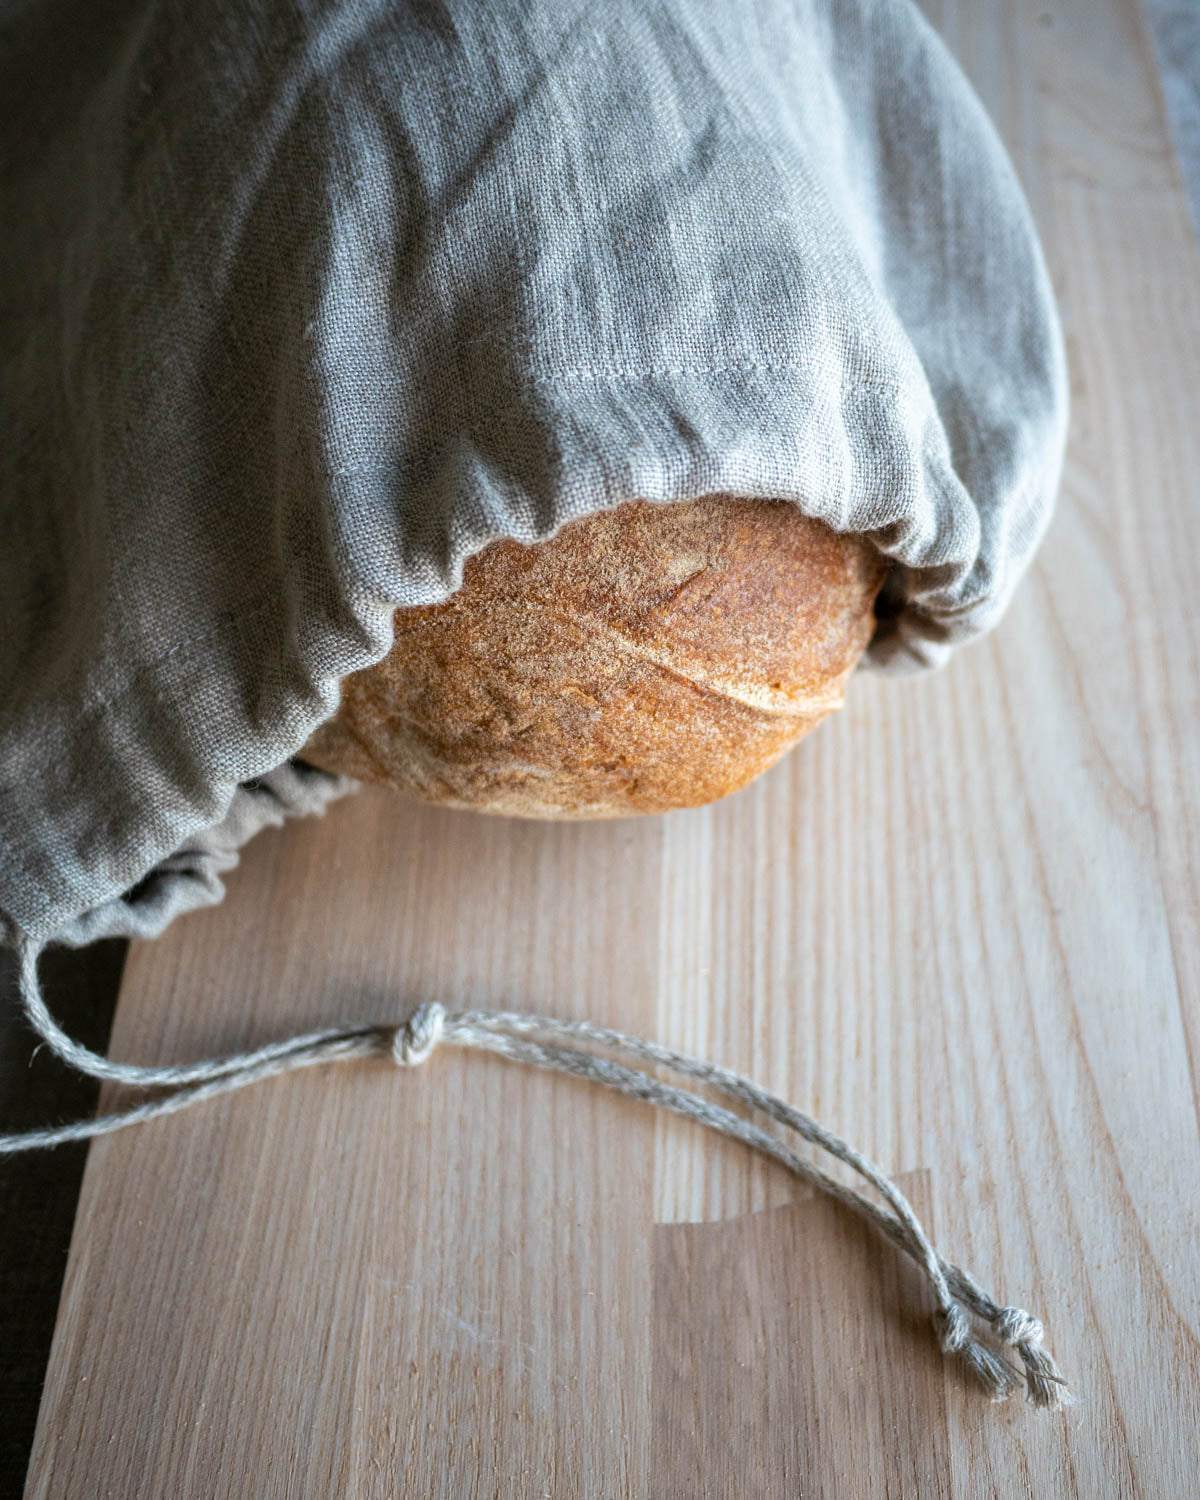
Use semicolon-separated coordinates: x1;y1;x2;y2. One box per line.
24;0;1200;1494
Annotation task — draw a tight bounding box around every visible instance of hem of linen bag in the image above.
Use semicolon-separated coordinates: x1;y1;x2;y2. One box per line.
0;357;1062;949
0;762;358;952
327;363;1060;667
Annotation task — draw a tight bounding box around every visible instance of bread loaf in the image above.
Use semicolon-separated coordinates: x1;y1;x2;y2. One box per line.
299;496;885;817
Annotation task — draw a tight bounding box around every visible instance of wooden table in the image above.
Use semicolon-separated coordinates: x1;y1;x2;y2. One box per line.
22;0;1200;1494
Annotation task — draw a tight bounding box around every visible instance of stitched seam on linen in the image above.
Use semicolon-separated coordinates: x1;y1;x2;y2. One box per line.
529;362;903;387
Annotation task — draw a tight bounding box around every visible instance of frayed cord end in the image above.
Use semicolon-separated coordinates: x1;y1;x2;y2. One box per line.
935;1304;1023;1402
991;1307;1075;1410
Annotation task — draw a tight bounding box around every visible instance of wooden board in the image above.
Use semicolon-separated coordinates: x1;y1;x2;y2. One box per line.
23;0;1200;1494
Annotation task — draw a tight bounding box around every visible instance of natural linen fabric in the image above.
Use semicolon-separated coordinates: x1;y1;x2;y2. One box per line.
0;0;1068;948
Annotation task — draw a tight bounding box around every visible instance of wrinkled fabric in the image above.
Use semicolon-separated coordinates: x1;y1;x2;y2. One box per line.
0;0;1067;947
35;762;358;950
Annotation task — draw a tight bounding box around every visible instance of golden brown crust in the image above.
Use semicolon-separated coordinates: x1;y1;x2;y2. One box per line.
300;496;885;817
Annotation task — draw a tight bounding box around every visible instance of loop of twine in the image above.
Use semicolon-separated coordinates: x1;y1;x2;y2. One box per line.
1;934;1072;1409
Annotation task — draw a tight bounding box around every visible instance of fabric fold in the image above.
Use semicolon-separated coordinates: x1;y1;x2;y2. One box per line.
0;0;1067;945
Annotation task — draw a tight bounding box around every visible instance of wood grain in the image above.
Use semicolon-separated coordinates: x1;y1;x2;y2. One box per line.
22;0;1200;1494
651;1174;956;1500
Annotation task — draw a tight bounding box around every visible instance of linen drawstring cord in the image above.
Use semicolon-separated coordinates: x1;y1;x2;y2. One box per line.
2;934;1070;1409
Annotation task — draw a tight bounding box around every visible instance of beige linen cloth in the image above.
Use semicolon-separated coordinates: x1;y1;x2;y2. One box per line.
0;0;1067;948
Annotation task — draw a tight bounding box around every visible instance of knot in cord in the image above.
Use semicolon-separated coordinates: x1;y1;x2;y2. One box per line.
936;1302;970;1354
392;1003;446;1067
3;934;1073;1411
992;1306;1044;1347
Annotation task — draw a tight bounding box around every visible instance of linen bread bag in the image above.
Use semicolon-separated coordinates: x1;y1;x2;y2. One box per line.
0;0;1071;1404
0;0;1066;947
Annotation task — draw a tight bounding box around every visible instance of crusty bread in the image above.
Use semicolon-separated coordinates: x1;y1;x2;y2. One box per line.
299;496;885;817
